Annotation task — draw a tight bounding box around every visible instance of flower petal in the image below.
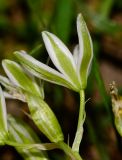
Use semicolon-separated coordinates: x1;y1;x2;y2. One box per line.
77;13;93;88
2;60;42;97
42;31;81;89
14;51;79;91
73;44;79;66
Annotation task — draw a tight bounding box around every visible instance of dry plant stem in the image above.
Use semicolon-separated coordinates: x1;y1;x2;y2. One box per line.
72;90;85;152
57;141;83;160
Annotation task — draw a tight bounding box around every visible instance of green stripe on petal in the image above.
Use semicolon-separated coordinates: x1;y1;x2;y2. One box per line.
77;13;93;88
8;115;49;160
42;31;81;90
0;86;8;145
14;51;79;91
2;60;42;97
73;44;79;66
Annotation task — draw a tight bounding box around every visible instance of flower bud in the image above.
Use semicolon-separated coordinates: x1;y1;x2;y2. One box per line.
26;93;64;143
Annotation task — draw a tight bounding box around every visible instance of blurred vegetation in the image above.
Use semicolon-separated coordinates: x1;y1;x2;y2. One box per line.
0;0;122;160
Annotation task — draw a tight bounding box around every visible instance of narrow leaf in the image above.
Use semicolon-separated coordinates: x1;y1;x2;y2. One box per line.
93;57;111;121
54;0;73;43
14;51;79;91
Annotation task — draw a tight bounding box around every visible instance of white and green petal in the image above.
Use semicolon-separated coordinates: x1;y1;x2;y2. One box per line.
77;13;93;88
42;31;81;89
73;44;79;66
0;86;8;144
2;60;42;97
14;51;79;91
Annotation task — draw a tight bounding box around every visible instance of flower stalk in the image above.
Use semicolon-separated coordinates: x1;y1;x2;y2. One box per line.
72;90;85;152
57;141;83;160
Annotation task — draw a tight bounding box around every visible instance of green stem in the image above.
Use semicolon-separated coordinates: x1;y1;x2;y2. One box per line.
72;90;85;152
6;140;83;160
57;141;83;160
5;140;58;150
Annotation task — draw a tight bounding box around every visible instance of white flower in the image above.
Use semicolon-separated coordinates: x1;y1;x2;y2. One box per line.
14;14;93;92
